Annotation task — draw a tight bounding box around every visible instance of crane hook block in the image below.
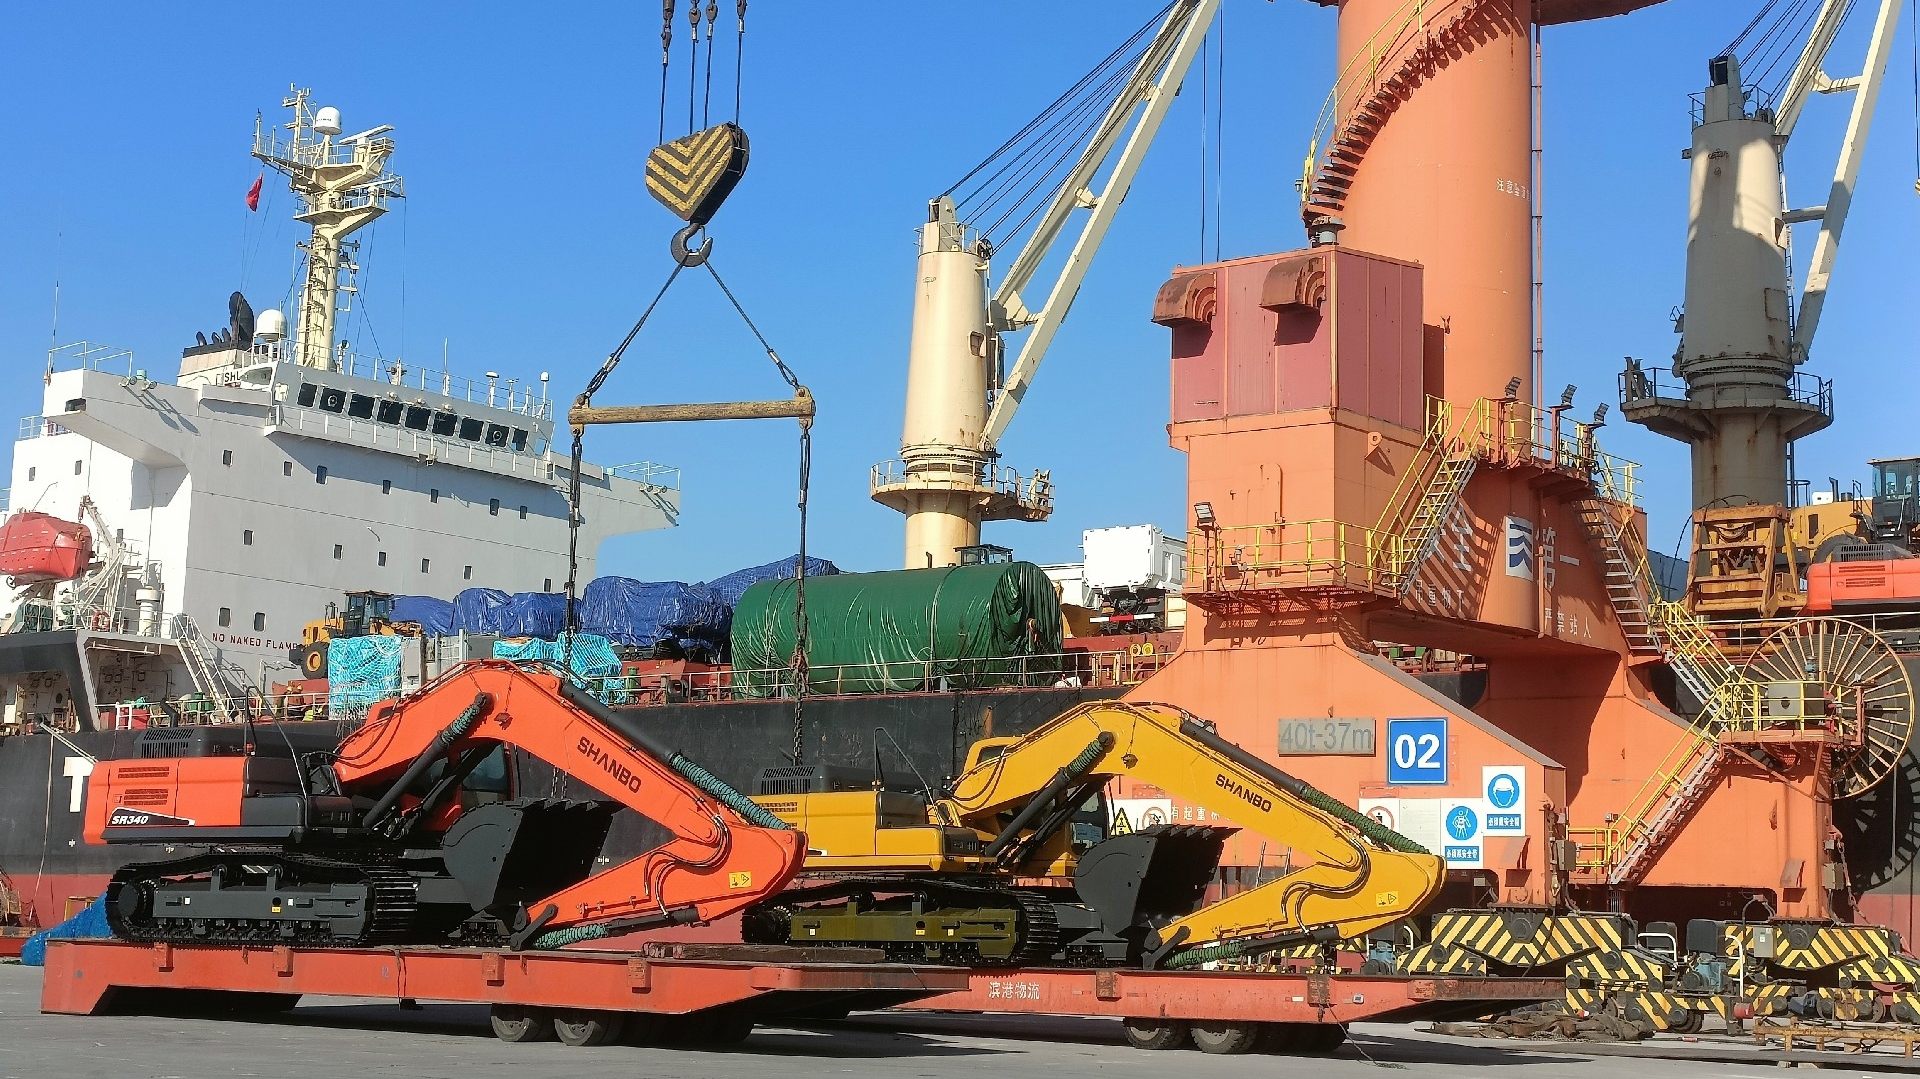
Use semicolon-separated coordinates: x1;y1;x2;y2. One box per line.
645;122;751;228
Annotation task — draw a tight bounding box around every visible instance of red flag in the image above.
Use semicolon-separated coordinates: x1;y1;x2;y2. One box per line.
245;173;264;212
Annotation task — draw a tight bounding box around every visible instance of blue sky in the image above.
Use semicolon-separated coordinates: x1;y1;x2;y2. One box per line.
1;1;1914;582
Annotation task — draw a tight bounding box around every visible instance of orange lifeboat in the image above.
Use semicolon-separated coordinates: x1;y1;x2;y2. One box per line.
0;513;93;584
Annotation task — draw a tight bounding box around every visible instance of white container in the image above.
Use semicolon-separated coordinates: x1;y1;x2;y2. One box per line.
1082;525;1186;594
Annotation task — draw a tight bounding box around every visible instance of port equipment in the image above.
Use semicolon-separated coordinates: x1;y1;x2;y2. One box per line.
872;0;1220;568
1621;0;1903;509
39;938;968;1047
747;701;1443;968
288;589;421;678
84;659;806;950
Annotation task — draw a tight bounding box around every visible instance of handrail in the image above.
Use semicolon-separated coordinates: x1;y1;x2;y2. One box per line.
1301;0;1481;205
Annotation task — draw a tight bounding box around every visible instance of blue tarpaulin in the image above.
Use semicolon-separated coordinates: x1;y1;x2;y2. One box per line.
452;588;511;634
703;555;839;608
501;592;568;638
580;577;729;649
392;595;454;636
21;895;109;966
329;635;407;714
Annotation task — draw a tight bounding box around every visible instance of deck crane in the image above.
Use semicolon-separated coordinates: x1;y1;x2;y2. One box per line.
871;0;1222;569
1621;0;1905;513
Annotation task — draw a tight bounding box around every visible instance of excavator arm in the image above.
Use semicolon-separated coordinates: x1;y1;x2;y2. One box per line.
329;660;805;942
941;701;1443;964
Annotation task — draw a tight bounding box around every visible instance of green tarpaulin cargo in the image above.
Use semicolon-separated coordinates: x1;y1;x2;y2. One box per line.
730;562;1063;698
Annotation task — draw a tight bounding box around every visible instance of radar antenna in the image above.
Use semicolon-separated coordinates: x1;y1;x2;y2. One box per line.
253;86;404;370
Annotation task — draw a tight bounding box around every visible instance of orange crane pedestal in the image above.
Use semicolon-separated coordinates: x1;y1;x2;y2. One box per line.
1133;247;1836;928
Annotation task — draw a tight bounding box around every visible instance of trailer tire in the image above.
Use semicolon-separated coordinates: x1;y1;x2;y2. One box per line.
1190;1021;1262;1055
490;1004;555;1043
1121;1018;1189;1051
687;998;752;1044
553;1009;626;1047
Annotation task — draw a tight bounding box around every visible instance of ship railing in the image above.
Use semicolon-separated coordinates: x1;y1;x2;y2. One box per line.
1617;364;1832;419
270;407;558;479
73;644;1177;728
17;416;71;441
597;646;1173;706
44;341;138;378
319;351;555;420
11;601;250;653
1186;519;1405;598
870;459;1055;510
605;462;683;491
94;689;335;731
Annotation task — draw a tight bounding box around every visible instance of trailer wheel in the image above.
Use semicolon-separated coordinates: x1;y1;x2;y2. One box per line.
490;1004;555;1043
553;1009;626;1047
1668;1010;1704;1035
1295;1024;1347;1054
1190;1021;1262;1055
696;1006;756;1045
1121;1018;1189;1051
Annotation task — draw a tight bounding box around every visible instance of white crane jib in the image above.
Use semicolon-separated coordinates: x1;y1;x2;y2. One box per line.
253;86;405;371
872;0;1220;570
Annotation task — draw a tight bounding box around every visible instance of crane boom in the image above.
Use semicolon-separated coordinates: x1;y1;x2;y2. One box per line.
1789;0;1903;362
979;0;1219;451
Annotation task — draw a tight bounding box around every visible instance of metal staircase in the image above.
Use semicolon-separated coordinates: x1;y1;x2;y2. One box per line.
1571;498;1659;654
174;616;236;725
1388;458;1478;594
1597;596;1755;885
1300;0;1491;227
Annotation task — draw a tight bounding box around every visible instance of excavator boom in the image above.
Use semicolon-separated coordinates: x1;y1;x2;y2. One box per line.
751;700;1441;967
943;701;1442;963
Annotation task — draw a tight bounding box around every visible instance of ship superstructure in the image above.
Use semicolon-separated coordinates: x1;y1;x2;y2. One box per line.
0;88;678;729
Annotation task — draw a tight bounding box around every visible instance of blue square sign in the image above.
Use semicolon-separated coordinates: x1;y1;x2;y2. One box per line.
1386;718;1448;786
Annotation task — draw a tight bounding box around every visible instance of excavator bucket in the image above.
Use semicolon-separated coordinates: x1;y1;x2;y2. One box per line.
1073;824;1233;938
440;798;619;917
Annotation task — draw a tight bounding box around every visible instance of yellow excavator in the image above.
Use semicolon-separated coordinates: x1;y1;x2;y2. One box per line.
288;590;421;678
746;701;1443;970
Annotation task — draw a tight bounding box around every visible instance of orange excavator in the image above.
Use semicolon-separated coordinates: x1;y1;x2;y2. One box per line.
83;660;804;949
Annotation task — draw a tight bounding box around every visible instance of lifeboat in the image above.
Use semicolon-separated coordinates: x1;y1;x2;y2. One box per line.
0;512;93;584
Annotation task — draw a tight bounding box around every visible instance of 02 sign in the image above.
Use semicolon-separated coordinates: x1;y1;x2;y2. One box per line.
1386;718;1448;785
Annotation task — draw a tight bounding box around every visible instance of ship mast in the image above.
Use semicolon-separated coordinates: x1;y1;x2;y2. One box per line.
253;87;404;370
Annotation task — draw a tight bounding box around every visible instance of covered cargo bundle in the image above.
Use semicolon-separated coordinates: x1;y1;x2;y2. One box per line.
451;588;511;634
580;577;729;650
327;634;407;716
392;594;455;636
730;562;1062;698
501;591;567;638
493;633;622;683
702;554;840;608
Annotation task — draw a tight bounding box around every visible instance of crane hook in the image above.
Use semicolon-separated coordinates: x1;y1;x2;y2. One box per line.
671;223;713;267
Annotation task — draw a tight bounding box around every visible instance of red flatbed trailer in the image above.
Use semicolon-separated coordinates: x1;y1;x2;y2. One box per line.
41;937;1561;1055
40;939;969;1046
905;968;1564;1024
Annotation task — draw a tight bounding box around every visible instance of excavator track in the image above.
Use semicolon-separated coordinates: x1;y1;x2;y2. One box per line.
105;850;418;948
745;877;1068;966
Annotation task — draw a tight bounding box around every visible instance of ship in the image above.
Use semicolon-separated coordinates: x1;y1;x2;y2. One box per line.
0;89;681;925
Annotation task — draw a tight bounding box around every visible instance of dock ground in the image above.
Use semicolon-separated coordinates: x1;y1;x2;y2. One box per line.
0;962;1906;1078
